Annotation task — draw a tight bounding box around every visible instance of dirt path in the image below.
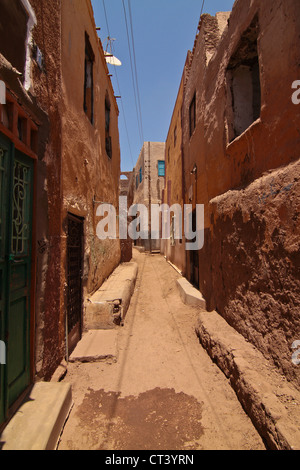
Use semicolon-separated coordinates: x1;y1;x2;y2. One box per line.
58;250;265;450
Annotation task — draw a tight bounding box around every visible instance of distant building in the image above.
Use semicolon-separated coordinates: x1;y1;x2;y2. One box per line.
133;142;165;252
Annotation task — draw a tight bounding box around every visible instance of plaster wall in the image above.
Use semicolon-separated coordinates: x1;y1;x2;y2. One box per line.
61;0;121;324
30;0;64;380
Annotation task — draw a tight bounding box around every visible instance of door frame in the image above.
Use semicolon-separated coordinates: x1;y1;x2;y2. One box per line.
66;213;84;357
0;130;36;428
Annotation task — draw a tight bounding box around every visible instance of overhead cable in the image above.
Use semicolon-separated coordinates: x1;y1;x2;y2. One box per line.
122;0;144;146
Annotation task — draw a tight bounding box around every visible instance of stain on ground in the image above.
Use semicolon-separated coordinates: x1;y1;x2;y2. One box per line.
74;387;204;450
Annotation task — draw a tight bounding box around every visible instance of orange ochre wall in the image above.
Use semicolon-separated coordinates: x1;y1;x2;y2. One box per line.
181;0;300;388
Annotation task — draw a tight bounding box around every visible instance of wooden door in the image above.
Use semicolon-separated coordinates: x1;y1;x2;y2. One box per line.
0;134;33;425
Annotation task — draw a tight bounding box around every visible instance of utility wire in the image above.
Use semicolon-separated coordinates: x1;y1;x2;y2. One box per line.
102;0;135;169
111;43;135;168
200;0;205;17
128;0;144;143
122;0;144;147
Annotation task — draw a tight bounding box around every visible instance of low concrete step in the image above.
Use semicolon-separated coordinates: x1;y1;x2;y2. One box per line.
69;330;118;364
0;382;72;450
86;262;138;329
177;277;207;310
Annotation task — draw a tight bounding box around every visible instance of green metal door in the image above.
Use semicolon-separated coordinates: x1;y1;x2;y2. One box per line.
0;134;33;425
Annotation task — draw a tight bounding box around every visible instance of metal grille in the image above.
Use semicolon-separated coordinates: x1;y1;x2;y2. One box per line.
12;161;30;255
67;215;83;334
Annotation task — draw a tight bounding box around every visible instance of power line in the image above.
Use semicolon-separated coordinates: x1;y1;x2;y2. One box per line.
102;0;135;169
200;0;205;16
122;0;144;147
128;0;144;143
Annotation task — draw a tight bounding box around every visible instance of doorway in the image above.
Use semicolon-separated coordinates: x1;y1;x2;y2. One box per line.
66;214;84;355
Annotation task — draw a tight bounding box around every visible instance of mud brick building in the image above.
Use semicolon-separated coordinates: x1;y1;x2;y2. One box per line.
119;171;134;263
180;0;300;388
0;0;121;427
161;71;186;274
133;142;165;252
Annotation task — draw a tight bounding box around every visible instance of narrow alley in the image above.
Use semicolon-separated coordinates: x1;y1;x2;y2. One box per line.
0;0;299;453
57;250;265;451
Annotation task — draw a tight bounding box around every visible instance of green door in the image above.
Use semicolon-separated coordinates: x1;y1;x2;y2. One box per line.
0;134;33;425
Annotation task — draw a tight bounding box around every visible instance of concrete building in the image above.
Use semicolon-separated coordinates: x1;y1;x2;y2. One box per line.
180;0;300;388
0;0;121;428
133;142;165;252
119;171;134;263
161;69;186;274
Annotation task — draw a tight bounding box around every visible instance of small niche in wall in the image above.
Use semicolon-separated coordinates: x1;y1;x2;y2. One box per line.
226;15;261;142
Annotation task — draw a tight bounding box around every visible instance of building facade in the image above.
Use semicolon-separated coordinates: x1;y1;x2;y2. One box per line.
161;70;186;274
133;142;165;252
0;0;121;428
119;171;134;263
180;0;300;388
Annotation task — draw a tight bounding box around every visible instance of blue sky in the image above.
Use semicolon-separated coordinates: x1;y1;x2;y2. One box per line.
91;0;235;172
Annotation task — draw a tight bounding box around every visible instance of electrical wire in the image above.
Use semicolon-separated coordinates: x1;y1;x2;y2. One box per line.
122;0;144;147
102;0;135;169
128;0;144;143
200;0;205;17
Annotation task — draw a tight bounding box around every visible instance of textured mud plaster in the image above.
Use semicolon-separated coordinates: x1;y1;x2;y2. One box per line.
209;159;300;389
61;0;121;296
29;0;65;380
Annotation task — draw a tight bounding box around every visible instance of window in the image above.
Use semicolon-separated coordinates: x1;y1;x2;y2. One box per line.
158;160;165;177
227;16;261;141
105;94;112;159
189;93;196;137
139;167;143;183
84;34;94;124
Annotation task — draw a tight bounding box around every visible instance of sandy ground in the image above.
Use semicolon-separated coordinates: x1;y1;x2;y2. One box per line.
58;250;265;450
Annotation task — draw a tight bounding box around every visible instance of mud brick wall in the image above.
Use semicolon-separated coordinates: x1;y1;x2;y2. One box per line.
209;158;300;389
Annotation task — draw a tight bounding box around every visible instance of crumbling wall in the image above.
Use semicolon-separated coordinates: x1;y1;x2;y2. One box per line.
210;159;300;388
